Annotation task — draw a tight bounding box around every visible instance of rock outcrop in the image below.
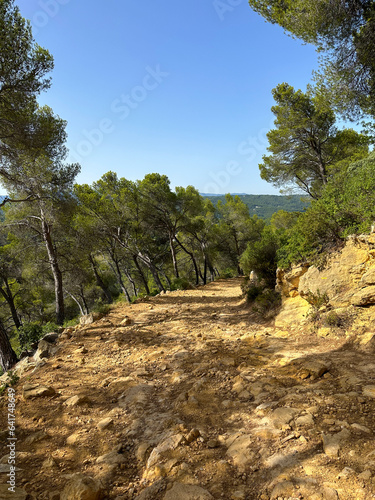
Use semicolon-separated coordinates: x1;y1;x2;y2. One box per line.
275;233;375;328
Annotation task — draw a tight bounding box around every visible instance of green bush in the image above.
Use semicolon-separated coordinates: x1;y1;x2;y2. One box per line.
240;226;279;288
220;268;235;279
252;288;281;316
18;323;43;351
305;289;329;310
325;311;342;327
92;301;111;316
241;279;281;315
277;153;375;268
241;279;263;302
42;322;59;335
171;277;193;291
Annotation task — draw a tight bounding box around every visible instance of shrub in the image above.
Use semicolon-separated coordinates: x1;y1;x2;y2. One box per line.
171;277;193;291
241;279;281;316
325;311;342;327
92;302;112;316
241;279;263;302
252;288;281;316
305;289;329;310
220;268;235;279
18;323;43;351
240;226;279;288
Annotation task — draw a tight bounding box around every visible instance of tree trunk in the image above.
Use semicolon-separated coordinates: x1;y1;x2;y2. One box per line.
65;289;86;316
79;286;90;315
133;255;150;295
233;234;243;275
0;320;18;372
112;259;131;302
175;237;200;285
41;216;65;325
203;257;208;285
137;252;165;293
169;234;179;278
89;255;113;304
123;268;138;297
0;278;22;329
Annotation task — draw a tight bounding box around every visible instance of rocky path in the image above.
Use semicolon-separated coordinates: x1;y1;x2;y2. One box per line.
1;278;375;500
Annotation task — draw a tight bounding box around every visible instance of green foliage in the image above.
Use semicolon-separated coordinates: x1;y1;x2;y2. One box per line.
324;311;342;327
242;279;281;315
18;323;43;351
252;289;282;316
171;277;193;291
241;279;263;302
240;226;279;288
305;289;329;310
247;0;375;121
206;194;308;220
259;83;368;199
92;301;111;316
220;268;235;279
41;322;59;335
0;369;19;395
277;152;375;268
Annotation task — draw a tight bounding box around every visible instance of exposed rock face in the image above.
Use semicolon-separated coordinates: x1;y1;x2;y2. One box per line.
276;234;375;327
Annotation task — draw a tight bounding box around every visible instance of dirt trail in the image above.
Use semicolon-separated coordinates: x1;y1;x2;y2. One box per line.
1;278;375;500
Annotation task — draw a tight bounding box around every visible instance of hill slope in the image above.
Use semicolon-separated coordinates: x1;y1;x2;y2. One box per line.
205;194;309;220
1;279;375;499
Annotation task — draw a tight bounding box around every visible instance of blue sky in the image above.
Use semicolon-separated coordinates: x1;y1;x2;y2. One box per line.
16;0;319;195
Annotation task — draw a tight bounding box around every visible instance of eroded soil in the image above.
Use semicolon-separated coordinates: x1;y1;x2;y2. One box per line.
1;278;375;500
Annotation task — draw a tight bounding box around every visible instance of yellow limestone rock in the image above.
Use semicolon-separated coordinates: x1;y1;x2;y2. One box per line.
275;296;311;328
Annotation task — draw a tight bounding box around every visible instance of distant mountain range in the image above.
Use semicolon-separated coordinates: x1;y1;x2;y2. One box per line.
200;193;248;197
204;193;309;220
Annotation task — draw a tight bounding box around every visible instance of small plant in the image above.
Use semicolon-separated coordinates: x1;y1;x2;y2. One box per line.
305;289;329;310
325;311;342;327
0;370;20;396
7;370;19;386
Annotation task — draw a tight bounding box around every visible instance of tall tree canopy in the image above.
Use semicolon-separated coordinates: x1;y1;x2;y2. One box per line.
0;0;66;177
248;0;375;119
260;83;369;198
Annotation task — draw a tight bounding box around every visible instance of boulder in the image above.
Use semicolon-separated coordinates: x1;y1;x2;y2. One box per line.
64;395;91;406
226;433;256;466
361;267;375;285
351;286;375;306
61;474;103;500
22;384;55;399
163;483;213;500
34;339;56;361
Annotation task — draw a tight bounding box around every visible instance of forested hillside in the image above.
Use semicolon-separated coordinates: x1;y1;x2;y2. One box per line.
205;194;308;220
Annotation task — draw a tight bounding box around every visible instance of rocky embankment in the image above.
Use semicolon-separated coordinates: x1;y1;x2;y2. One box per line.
1;254;375;499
